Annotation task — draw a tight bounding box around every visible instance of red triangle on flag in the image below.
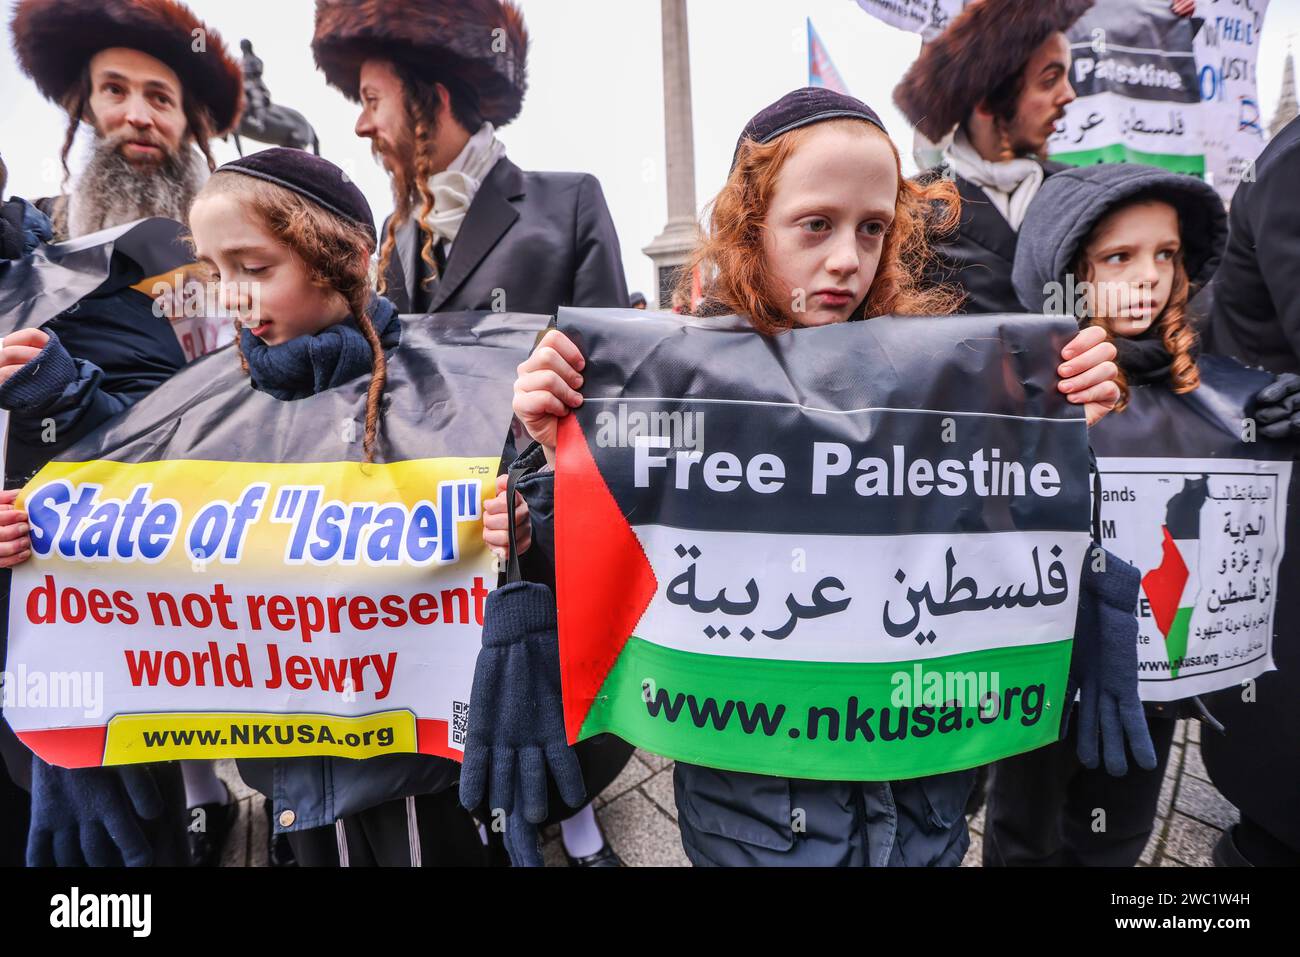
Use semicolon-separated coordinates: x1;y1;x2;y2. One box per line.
555;414;659;743
1141;525;1189;637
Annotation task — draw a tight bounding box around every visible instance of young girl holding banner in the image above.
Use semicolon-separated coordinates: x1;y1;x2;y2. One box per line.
988;162;1300;867
186;148;500;867
486;88;1135;866
1;148;526;867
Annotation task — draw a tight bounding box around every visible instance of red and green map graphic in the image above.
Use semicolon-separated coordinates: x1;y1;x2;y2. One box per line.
1140;476;1207;678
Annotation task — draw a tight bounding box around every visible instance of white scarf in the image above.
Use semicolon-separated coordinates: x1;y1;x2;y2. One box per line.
421;123;507;247
943;128;1044;232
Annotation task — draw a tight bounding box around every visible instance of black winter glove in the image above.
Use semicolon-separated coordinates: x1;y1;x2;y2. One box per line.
1254;373;1300;441
458;581;586;830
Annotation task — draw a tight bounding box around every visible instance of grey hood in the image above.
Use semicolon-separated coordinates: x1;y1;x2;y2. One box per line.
1011;163;1227;316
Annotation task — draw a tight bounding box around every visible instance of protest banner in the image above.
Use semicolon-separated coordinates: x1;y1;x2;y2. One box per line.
0;217;237;362
855;0;1272;201
1050;0;1209;176
853;0;962;41
1091;355;1294;702
1193;0;1271;199
2;310;546;767
555;309;1093;781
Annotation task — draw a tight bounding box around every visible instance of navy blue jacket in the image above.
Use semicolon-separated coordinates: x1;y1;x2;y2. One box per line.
0;285;186;489
0;264;186;797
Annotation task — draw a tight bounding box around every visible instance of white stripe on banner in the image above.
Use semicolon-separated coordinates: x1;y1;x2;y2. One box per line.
630;525;1091;664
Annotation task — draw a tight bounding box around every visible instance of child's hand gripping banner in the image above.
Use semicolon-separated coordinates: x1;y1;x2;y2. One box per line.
555;309;1094;781
3;311;548;767
1091;355;1294;702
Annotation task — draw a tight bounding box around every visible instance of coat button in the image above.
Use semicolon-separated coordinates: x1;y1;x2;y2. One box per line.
278;809;296;828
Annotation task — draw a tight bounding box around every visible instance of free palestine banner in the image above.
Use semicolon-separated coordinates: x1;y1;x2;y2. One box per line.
1091;356;1294;702
1052;0;1209;176
555;309;1093;781
2;310;547;768
855;0;1271;201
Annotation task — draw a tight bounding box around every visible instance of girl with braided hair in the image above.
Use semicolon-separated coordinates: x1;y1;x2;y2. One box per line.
989;161;1254;867
186;149;486;868
189;151;395;466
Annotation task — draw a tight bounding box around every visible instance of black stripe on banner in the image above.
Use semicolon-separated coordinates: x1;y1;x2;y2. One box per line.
560;309;1092;537
578;398;1090;536
1090;355;1296;463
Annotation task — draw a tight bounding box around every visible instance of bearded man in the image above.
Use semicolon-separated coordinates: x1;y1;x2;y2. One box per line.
5;0;244;869
13;0;241;239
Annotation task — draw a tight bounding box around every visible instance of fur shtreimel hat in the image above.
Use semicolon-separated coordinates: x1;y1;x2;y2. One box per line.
10;0;243;136
893;0;1094;142
312;0;529;127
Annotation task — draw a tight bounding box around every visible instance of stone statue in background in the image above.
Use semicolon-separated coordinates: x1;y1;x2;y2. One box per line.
229;39;320;155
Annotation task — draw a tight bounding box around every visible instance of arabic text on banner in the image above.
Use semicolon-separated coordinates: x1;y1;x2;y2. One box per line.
1091;355;1294;701
554;309;1093;781
853;0;1272;201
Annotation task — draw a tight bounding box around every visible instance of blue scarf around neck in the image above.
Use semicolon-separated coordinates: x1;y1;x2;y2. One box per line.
242;295;401;400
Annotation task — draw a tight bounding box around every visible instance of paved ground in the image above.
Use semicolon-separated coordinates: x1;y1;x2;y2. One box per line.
214;717;1234;867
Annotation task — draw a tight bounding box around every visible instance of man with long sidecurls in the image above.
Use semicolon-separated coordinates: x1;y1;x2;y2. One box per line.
240;0;633;868
6;0;247;867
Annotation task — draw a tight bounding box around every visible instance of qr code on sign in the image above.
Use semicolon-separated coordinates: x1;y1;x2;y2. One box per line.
452;701;469;746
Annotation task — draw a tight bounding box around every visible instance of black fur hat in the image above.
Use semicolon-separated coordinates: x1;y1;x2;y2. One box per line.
312;0;529;127
893;0;1094;142
10;0;244;135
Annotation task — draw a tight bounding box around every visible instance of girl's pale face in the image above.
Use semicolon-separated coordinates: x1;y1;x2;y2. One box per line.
1081;200;1181;337
189;192;350;346
761;124;899;327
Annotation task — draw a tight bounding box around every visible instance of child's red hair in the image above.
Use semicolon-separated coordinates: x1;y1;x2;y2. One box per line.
677;119;962;332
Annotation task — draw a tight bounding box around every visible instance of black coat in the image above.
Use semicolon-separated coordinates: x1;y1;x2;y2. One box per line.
381;157;629;315
920;162;1069;314
1207;116;1300;375
1201;116;1300;854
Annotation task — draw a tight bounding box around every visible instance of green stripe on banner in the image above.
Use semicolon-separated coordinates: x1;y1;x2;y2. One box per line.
1165;606;1193;679
581;636;1073;781
1050;145;1206;176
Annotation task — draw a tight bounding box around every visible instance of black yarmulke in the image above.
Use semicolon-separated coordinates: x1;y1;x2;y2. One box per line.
732;87;888;169
216;148;376;242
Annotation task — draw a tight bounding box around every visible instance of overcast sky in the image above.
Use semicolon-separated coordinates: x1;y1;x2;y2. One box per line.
3;0;1298;302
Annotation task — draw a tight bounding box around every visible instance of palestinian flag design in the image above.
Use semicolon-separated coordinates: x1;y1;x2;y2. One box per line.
556;308;1094;782
1092;355;1294;702
1140;477;1207;678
